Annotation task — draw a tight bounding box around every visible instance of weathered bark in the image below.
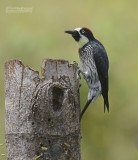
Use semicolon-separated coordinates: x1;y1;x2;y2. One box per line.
5;59;81;160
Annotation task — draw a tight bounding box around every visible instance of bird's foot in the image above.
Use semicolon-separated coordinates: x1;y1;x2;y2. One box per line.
73;61;81;80
73;61;79;69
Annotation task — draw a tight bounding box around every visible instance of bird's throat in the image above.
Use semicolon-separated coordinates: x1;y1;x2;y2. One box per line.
77;36;89;48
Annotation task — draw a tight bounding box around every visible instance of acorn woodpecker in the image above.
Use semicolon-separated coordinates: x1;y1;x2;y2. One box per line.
65;27;109;120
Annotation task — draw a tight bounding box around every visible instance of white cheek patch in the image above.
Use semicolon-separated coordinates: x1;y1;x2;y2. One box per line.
74;27;89;48
78;35;89;48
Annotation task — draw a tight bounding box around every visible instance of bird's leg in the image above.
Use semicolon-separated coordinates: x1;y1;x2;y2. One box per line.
80;99;92;120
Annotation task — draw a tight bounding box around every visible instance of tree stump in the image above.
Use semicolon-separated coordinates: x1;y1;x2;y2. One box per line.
5;58;81;160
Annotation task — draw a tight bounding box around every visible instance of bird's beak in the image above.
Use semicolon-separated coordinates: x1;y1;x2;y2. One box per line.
65;30;81;42
64;30;75;35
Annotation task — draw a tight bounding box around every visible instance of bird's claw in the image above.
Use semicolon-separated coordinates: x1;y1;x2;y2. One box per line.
73;61;79;69
73;61;81;79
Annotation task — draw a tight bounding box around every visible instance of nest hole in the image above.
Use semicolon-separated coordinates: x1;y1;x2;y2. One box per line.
48;118;51;122
52;86;64;111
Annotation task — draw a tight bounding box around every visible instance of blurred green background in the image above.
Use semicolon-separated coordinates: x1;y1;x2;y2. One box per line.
0;0;138;159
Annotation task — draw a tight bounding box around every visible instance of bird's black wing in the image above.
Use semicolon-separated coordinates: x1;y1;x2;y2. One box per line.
93;41;109;112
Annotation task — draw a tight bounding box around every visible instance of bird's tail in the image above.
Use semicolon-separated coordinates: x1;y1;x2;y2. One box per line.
104;94;109;112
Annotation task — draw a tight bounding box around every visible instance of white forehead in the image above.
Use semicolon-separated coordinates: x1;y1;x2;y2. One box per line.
74;27;82;32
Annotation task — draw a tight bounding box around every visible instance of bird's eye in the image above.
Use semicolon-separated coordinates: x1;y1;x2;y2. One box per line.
81;30;85;34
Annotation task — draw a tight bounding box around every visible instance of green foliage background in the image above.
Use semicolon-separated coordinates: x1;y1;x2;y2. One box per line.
0;0;138;159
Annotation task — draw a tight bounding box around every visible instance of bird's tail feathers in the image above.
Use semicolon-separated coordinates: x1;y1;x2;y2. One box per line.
104;95;109;113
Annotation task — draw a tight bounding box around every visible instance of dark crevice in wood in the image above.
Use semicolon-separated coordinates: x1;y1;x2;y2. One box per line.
52;86;64;112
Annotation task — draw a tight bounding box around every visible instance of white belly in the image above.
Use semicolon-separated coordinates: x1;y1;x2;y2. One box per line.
80;59;102;102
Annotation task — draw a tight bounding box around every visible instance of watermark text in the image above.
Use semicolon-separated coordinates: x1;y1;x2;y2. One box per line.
6;6;33;13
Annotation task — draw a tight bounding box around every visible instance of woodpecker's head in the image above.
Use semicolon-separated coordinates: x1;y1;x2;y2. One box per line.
65;27;94;48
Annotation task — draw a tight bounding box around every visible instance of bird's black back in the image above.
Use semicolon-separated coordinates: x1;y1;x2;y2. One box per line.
91;39;109;112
